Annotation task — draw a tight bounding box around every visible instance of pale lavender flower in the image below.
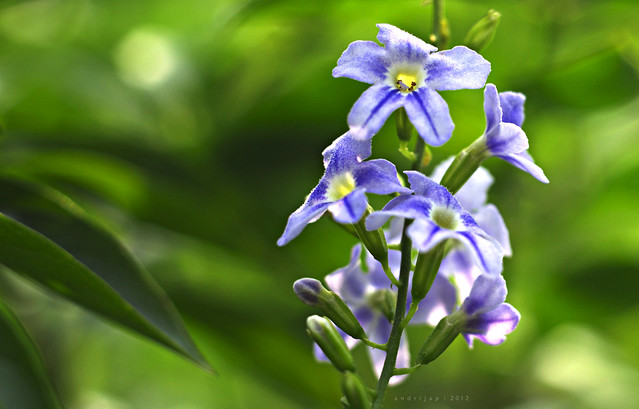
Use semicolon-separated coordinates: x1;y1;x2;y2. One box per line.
366;171;504;275
431;159;511;300
459;274;520;347
333;24;490;145
482;83;549;183
316;245;456;384
277;134;410;246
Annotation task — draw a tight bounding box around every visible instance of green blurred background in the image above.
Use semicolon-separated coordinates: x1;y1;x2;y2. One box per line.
1;0;639;408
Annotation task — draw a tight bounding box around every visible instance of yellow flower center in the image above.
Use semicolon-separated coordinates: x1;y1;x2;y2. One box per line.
430;206;460;230
396;73;418;93
326;172;357;201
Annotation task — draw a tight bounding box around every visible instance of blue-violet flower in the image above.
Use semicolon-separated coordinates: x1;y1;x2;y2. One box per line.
481;83;549;183
277;133;410;246
366;171;504;275
431;159;511;300
333;24;491;145
458;274;520;346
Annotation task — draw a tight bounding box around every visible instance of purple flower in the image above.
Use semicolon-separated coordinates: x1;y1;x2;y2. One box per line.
318;245;409;384
366;171;504;275
333;24;490;145
277;134;410;246
459;274;520;347
431;159;512;300
316;245;456;384
481;83;549;183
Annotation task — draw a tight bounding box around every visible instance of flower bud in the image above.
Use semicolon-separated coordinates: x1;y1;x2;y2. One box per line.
293;278;366;339
352;219;389;273
293;278;328;306
415;312;462;365
307;315;356;372
367;289;396;323
341;371;371;409
464;9;501;52
411;242;446;302
439;137;490;195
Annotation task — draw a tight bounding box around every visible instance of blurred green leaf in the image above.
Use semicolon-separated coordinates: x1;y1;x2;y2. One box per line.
0;297;63;409
0;175;211;371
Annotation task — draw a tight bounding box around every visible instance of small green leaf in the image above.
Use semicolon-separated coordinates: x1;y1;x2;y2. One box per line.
0;298;64;409
0;176;212;371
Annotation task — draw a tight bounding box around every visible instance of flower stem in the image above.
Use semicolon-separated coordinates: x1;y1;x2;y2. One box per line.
401;302;419;329
392;365;421;376
371;221;413;409
433;0;446;48
412;137;426;172
363;339;387;351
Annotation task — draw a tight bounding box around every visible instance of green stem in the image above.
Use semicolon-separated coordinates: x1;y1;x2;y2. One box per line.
433;0;444;48
371;221;412;409
363;339;387;351
369;5;447;407
401;302;419;329
412;137;426;172
392;365;421;376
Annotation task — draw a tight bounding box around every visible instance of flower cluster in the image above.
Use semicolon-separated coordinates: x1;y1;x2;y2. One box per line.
279;23;546;409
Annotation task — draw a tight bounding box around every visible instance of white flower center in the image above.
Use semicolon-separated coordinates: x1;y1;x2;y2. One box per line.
430;206;460;230
326;172;356;201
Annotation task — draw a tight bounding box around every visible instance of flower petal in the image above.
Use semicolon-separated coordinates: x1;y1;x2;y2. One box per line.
499;91;526;127
462;274;507;316
473;204;511;257
430;158;494;212
454;169;493;212
463;303;520;346
354;159;411;195
322;132;372;166
485;122;529;156
365;195;432;231
483;83;501;134
376;23;436;63
333;40;390;84
411;274;457;326
404;171;456;207
347;83;404;140
439;249;480;301
407;218;458;253
277;201;331;246
455;231;503;275
424;46;491;91
404;86;455;146
329;188;368;224
364;249;402;288
325;245;368;302
497;151;549;183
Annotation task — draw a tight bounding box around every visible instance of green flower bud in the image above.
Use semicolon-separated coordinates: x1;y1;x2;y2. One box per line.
294;278;366;339
341;371;371;409
464;9;502;52
411;242;446;302
307;316;356;372
367;289;396;323
439;136;490;195
352;217;388;272
416;312;463;365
